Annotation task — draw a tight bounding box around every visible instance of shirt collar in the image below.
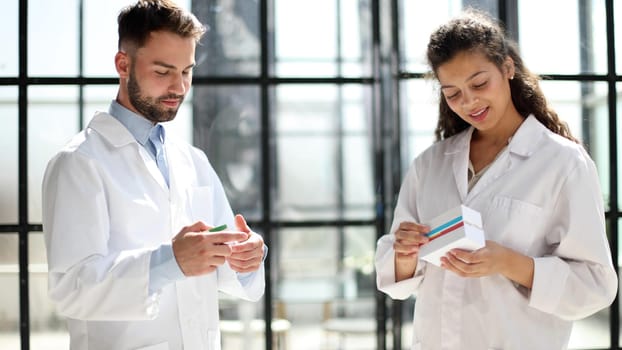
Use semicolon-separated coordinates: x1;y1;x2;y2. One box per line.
108;100;165;146
445;114;544;157
505;115;544;157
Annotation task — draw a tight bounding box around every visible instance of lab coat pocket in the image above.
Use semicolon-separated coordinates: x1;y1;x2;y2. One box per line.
188;186;214;223
133;341;169;350
485;195;542;253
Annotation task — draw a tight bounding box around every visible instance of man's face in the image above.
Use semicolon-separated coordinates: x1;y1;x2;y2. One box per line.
124;31;196;123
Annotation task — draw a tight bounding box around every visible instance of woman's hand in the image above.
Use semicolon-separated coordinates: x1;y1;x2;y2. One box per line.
394;221;430;281
440;240;534;288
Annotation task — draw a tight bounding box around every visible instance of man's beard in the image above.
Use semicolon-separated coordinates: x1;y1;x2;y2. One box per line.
127;70;185;123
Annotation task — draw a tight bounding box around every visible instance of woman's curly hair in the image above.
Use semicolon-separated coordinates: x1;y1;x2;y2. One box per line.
426;9;578;143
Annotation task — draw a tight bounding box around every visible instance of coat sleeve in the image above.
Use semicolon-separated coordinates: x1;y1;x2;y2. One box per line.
375;163;427;300
528;150;618;320
43;151;158;321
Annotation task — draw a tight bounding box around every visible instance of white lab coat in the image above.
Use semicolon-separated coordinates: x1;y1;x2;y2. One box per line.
376;115;617;350
42;112;265;350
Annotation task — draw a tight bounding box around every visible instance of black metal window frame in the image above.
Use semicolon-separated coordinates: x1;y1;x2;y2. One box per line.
3;0;620;349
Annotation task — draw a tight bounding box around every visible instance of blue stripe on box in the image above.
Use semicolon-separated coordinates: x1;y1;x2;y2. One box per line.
425;216;463;238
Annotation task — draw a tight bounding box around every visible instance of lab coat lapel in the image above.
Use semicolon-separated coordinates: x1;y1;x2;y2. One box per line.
89;112;169;192
466;149;512;200
164;138;191;221
138;146;169;191
165;136;190;192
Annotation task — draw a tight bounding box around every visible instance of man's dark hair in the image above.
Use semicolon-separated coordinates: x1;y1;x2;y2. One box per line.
117;0;206;51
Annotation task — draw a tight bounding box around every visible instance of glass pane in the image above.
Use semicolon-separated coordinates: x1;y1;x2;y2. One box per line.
400;79;438;175
400;0;464;73
29;232;69;349
275;226;376;350
0;0;18;76
342;86;374;220
83;0;133;77
540;81;610;211
571;308;611;349
519;0;607;75
28;0;79;76
219;297;267;350
192;86;262;221
0;234;19;349
83;86;118;126
342;227;376;298
274;0;372;77
193;0;260;77
272;85;374;221
615;82;622;212
28;86;80;224
0;88;18;224
343;134;374;219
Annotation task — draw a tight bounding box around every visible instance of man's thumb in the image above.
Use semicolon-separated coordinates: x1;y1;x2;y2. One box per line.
234;214;250;233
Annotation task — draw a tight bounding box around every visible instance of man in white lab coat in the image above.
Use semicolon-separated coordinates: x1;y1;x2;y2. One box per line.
41;1;266;349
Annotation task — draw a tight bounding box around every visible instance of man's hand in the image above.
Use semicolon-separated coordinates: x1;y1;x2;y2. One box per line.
172;221;248;276
227;214;265;273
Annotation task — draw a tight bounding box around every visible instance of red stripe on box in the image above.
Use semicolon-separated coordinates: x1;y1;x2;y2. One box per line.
427;221;464;241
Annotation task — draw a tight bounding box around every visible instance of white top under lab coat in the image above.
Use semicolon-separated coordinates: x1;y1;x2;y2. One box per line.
375;115;617;350
42;111;265;350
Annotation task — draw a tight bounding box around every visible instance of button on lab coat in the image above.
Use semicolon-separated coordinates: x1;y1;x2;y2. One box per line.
42;112;265;350
375;116;617;350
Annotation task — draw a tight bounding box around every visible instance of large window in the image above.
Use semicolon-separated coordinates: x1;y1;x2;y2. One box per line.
2;1;620;349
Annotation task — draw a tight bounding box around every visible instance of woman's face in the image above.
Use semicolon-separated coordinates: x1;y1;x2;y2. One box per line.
436;50;515;134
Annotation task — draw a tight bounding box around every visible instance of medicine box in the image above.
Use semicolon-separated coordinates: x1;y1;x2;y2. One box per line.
418;205;485;266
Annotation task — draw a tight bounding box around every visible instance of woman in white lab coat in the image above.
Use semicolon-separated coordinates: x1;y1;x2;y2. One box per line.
375;9;618;350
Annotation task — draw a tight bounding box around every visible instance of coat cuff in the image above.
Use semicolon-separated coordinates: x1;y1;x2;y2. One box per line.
149;243;186;294
375;236;425;300
528;256;569;314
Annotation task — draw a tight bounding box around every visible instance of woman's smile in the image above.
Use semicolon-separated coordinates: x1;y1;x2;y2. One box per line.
469;107;489;122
